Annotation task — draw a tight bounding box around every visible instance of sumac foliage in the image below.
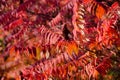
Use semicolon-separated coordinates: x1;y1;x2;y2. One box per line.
0;0;120;80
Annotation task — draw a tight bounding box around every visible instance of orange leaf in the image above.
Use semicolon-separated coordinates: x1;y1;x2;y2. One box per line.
96;4;106;19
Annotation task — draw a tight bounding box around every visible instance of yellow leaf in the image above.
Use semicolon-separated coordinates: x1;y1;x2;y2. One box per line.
36;46;41;60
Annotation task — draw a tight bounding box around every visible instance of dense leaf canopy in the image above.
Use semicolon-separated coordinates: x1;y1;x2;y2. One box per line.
0;0;120;80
